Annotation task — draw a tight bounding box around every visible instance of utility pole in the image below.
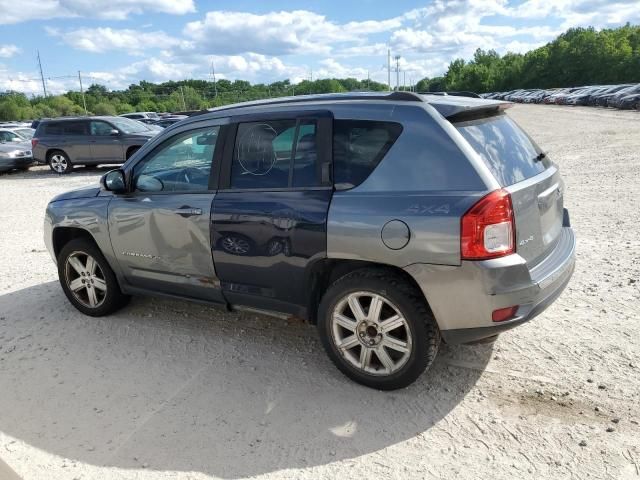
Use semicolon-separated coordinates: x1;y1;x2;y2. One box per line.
210;60;218;99
394;55;401;91
179;85;186;110
387;49;391;91
403;71;406;92
37;50;47;98
78;71;87;115
367;70;370;91
310;68;313;82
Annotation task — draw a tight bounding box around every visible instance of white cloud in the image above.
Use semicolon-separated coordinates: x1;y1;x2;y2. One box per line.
46;27;183;55
0;44;20;58
182;10;401;56
0;0;195;24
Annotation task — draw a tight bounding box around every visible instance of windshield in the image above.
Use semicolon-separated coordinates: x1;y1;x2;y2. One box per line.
455;113;551;186
0;130;23;143
108;117;149;134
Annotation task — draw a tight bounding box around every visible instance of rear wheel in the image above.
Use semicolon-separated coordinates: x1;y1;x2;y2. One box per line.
318;269;440;390
58;239;129;316
48;150;72;174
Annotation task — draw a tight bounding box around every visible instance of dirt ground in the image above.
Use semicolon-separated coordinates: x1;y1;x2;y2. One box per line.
0;104;638;480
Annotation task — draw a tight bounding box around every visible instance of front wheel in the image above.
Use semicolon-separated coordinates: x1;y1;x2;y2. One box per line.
57;238;129;316
318;269;440;390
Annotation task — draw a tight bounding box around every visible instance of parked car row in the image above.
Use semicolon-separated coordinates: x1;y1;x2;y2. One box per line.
119;111;188;128
482;84;640;109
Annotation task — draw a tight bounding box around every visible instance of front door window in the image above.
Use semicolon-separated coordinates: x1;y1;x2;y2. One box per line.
133;126;220;192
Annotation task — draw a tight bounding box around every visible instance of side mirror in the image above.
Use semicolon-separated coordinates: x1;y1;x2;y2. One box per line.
136;174;164;192
101;169;126;193
109;129;120;136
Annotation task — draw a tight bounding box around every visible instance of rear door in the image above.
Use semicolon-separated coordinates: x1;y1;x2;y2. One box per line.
212;111;333;314
455;112;564;266
59;121;92;163
108;120;227;302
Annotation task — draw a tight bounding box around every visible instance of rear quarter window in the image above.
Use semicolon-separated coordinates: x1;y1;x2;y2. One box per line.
454;113;551;186
333;120;402;190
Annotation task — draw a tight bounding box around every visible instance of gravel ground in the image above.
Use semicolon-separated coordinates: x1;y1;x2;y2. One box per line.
0;104;638;480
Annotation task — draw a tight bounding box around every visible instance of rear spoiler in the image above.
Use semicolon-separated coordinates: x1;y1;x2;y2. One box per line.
421;95;514;121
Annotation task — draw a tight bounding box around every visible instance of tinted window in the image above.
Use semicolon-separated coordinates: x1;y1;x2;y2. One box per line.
292;122;319;187
41;121;87;135
231;120;297;189
134;126;220;193
333;120;402;189
43;122;63;135
455;113;550;186
63;121;87;135
90;121;114;136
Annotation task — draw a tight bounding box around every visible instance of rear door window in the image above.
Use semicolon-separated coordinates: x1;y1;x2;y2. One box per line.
333;120;402;190
43;122;63;135
63;121;87;135
455;113;551;186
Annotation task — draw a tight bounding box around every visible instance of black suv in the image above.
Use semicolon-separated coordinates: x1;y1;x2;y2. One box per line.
32;116;158;174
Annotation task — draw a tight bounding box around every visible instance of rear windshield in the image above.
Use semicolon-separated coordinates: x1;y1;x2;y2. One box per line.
455;113;551;186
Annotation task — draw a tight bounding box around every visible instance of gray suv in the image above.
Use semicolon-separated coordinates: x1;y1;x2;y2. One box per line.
44;92;575;389
32;116;158;174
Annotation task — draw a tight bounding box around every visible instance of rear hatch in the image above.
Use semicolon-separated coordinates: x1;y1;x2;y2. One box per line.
454;112;564;266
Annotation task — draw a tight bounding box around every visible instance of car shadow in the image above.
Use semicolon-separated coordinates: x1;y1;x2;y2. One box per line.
0;281;492;478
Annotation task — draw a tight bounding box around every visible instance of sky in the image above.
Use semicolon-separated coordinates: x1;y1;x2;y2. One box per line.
0;0;638;95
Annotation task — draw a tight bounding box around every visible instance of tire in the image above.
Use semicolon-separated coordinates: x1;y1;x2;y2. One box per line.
317;269;440;390
48;150;72;174
57;238;129;316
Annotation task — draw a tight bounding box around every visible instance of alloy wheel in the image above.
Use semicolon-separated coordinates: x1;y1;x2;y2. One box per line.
331;291;412;376
64;251;107;308
50;154;68;173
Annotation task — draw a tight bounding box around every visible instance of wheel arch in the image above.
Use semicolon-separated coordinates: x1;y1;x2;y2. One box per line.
46;148;69;162
52;226;98;260
304;258;432;324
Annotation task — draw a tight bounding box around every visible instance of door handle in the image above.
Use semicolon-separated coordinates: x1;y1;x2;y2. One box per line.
173;207;202;217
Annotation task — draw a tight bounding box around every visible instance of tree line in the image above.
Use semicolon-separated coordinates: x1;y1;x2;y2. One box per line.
0;78;387;121
417;24;640;93
1;24;639;121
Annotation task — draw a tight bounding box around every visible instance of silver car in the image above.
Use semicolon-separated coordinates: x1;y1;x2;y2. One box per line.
0;131;33;172
44;92;575;389
32;116;158;174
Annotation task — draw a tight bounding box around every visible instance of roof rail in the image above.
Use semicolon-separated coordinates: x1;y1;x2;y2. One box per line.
207;91;423;114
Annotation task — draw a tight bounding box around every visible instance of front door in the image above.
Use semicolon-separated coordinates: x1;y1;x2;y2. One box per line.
108;122;226;302
212;113;333;314
89;120;124;164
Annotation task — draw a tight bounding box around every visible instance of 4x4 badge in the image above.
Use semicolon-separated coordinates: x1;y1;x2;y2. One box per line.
519;235;534;246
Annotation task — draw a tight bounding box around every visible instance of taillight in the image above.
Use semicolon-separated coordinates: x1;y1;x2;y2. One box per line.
31;138;39;149
461;189;515;260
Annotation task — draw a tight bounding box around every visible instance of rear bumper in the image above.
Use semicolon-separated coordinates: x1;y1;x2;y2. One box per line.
405;221;576;344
